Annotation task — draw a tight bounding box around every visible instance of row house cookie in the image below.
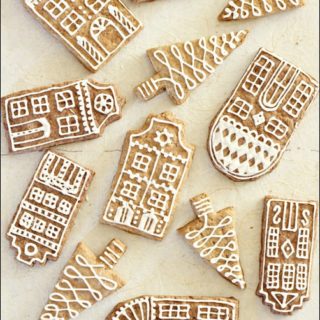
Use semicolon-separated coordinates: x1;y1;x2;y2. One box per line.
257;196;318;315
1;79;125;153
24;0;143;71
178;193;246;289
135;30;248;105
102;112;194;240
208;48;319;181
219;0;304;21
40;239;126;319
106;295;239;320
7;151;94;266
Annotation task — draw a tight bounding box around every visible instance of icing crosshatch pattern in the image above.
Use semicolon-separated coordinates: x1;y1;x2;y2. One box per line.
102;113;194;239
7;151;93;266
2;79;125;152
257;197;318;315
106;296;239;320
25;0;142;71
208;48;319;181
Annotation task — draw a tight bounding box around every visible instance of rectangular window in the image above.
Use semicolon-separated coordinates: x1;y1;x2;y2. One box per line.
160;163;180;183
227;97;253;120
43;193;59;209
45;223;61;239
10;99;29;119
84;0;109;14
120;181;140;200
31;218;46;233
296;263;308;290
61;10;86;36
159;304;190;319
29;187;45;203
57;199;72;215
57;115;80;136
266;227;280;258
44;0;69;19
147;190;169;210
19;212;34;229
266;263;281;289
31;95;50;114
55;90;75;111
197;306;229;320
282;264;295;291
132;153;151;172
283;81;314;118
265;116;288;140
296;228;309;259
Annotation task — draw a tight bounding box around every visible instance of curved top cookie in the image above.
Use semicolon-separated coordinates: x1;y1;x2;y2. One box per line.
208;48;319;182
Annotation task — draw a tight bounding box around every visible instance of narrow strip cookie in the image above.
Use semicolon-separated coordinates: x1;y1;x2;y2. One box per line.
219;0;304;21
7;151;94;266
135;30;248;105
106;295;239;320
1;79;125;153
40;239;126;319
256;196;318;315
102;112;195;240
178;193;246;289
24;0;143;72
208;48;319;182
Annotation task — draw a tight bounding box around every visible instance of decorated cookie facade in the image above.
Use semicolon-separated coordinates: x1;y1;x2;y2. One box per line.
24;0;142;71
257;196;318;315
7;151;94;266
106;296;239;320
135;31;248;105
40;239;126;319
102;112;194;240
219;0;304;21
1;79;125;153
178;193;246;289
208;48;319;182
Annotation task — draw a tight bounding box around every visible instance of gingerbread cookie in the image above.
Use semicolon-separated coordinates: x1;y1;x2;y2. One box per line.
40;239;126;319
106;295;239;320
7;151;94;266
219;0;304;21
2;79;125;153
208;48;319;182
102;112;194;240
135;30;248;105
178;193;246;289
257;196;318;315
24;0;142;71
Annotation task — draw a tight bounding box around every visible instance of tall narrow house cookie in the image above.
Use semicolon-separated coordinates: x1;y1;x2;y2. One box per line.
257;196;318;315
7;151;94;266
2;79;125;153
178;193;246;289
24;0;142;71
219;0;304;21
208;48;319;181
40;239;126;319
106;295;239;320
102;112;194;240
135;30;248;105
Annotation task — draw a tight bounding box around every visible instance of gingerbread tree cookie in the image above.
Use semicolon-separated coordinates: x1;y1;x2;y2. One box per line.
178;193;246;289
135;30;248;105
257;196;318;315
106;295;239;320
24;0;143;71
102;112;194;240
219;0;304;21
40;239;126;319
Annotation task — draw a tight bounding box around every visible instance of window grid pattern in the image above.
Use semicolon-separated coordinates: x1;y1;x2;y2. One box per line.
61;10;86;36
10;99;29;119
84;0;109;14
19;212;34;229
227;97;253;120
159;163;180;182
43;193;59;209
266;263;281;289
147;190;169;210
296;263;308;290
266;227;280;258
265;116;288;140
296;228;309;259
158;304;190;319
31;95;50;114
57;199;72;215
45;224;61;239
31;218;46;233
197;306;229;320
44;0;69;19
55;90;75;111
57;115;80;136
120;181;140;200
282;264;295;291
29;187;45;203
132;153;151;172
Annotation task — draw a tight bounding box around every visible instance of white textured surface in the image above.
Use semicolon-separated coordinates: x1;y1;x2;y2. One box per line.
1;0;319;319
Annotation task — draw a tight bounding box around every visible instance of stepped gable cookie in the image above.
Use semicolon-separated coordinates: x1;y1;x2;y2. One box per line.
178;193;246;290
257;196;318;315
135;30;248;105
24;0;142;72
208;48;319;182
106;295;239;320
102;112;194;240
7;151;94;266
40;239;126;319
219;0;304;21
1;79;125;153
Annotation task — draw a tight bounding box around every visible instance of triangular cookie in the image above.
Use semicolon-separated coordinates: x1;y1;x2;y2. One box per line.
178;193;246;289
